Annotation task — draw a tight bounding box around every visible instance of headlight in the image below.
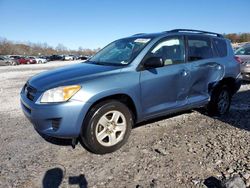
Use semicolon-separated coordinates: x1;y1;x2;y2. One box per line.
40;85;81;103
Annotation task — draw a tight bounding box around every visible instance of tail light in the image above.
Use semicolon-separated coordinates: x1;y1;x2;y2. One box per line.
234;56;242;64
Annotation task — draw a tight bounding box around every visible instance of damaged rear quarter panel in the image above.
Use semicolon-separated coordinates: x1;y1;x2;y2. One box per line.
188;58;225;101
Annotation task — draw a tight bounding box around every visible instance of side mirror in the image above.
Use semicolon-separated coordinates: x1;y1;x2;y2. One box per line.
144;57;164;69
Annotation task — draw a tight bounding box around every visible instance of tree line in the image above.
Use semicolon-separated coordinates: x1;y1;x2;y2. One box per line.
1;33;250;56
0;37;101;56
224;33;250;43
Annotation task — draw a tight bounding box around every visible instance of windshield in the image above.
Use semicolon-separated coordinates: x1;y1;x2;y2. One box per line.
89;37;151;65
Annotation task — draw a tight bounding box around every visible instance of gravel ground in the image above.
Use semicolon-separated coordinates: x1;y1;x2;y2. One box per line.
0;61;249;188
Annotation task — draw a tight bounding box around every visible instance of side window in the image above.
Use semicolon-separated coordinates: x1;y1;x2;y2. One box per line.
213;38;227;57
150;37;185;66
187;36;213;62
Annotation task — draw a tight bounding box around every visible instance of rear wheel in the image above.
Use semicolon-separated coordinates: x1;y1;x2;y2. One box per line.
80;100;133;154
207;85;231;116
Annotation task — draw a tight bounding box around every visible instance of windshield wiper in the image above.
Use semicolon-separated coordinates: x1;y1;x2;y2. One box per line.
85;61;125;66
84;61;107;65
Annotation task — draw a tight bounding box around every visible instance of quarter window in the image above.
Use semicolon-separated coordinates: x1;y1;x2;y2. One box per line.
150;37;185;66
213;38;227;57
187;36;213;61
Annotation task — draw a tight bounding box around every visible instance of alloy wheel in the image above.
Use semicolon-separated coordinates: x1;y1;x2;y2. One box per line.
95;110;127;147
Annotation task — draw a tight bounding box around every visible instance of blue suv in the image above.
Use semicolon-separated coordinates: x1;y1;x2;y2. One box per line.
20;29;241;154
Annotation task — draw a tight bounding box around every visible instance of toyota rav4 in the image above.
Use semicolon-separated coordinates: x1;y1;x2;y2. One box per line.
20;29;241;154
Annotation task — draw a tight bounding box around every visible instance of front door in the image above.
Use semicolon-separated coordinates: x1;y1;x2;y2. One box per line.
140;36;190;117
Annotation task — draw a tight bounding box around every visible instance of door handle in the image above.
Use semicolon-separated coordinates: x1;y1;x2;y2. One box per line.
180;69;188;77
196;62;221;69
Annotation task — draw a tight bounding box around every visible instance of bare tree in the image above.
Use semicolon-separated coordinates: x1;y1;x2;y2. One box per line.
0;37;100;56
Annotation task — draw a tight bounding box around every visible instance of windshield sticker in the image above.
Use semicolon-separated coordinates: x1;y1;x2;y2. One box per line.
121;61;129;65
134;38;151;43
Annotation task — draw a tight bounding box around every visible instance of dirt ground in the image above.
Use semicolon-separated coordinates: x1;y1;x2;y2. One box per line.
0;61;249;188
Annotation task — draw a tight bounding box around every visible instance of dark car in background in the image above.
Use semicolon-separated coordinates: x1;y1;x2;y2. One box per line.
78;55;89;60
49;55;64;61
235;45;250;80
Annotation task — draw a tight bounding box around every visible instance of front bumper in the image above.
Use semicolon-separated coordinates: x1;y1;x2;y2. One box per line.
20;91;92;139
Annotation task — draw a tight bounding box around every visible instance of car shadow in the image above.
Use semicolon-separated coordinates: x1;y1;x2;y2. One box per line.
203;176;222;188
68;174;88;188
42;168;63;188
42;167;88;188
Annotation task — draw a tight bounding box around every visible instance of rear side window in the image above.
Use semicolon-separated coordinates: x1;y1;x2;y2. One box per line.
187;36;213;62
213;38;227;57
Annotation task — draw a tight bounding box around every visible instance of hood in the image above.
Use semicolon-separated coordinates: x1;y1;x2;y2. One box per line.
28;62;122;91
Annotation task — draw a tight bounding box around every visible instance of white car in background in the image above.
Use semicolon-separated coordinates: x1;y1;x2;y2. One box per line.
29;56;47;64
63;55;77;61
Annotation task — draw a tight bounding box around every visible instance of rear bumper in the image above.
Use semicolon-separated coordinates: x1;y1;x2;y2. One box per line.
20;91;92;139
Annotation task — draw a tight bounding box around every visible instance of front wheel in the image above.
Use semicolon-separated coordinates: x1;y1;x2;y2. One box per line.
207;85;231;116
80;100;133;154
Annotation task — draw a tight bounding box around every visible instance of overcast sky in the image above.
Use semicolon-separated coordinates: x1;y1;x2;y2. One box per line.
0;0;249;50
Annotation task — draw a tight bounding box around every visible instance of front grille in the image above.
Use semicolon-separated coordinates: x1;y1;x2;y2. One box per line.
25;83;37;101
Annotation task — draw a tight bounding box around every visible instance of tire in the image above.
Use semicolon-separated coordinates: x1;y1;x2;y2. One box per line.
207;85;231;116
38;60;42;64
80;100;133;154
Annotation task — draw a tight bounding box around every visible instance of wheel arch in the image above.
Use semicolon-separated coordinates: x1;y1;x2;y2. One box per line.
85;93;138;124
208;77;240;96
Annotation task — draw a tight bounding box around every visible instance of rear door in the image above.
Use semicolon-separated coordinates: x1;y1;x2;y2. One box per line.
140;36;191;117
186;35;224;103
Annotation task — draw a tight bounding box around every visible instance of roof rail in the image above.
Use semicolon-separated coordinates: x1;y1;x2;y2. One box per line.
167;29;223;38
